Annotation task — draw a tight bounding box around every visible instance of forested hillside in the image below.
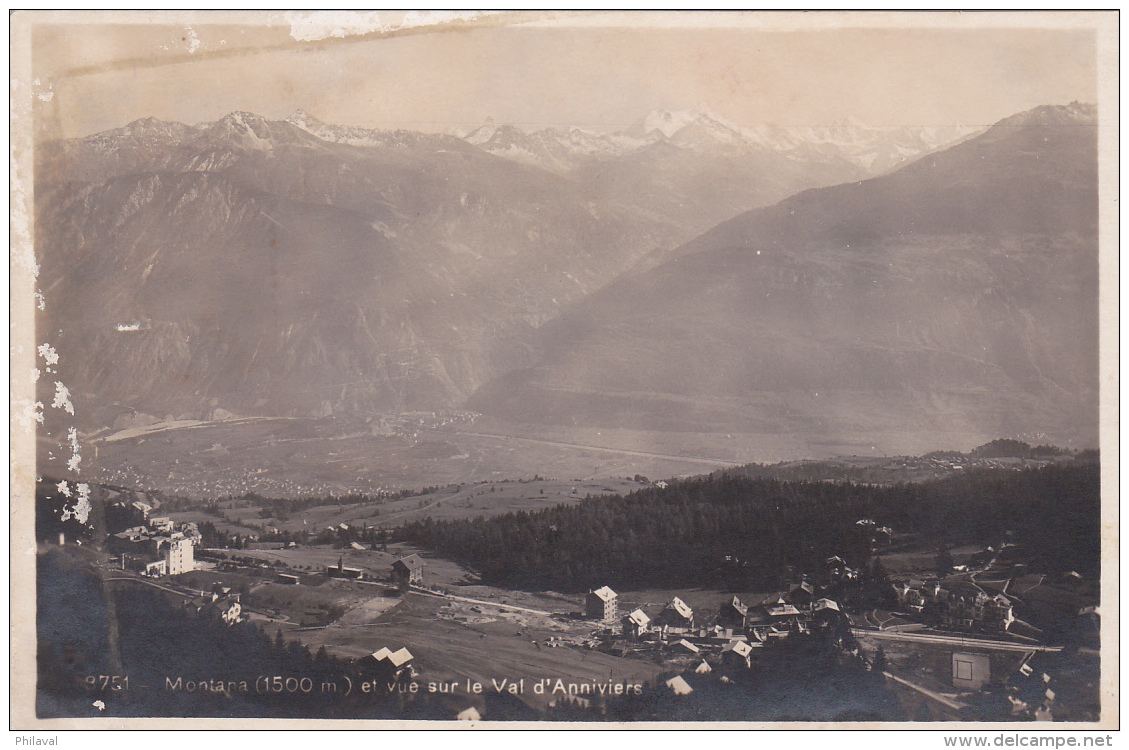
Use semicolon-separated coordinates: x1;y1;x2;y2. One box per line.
400;462;1100;592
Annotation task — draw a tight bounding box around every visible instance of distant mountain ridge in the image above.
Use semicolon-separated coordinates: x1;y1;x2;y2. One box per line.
469;102;1099;451
456;103;981;176
33;103;1095;457
35;110;688;428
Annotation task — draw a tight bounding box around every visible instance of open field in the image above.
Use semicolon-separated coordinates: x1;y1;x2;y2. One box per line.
278;592;666;712
155;477;649;537
39;413;1008;501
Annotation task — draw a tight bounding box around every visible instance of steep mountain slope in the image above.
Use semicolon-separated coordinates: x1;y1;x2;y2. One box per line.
470;103;1099;449
35;113;686;428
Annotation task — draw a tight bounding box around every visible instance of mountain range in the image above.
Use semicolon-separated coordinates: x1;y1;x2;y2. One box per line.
34;103;1096;452
470;103;1099;447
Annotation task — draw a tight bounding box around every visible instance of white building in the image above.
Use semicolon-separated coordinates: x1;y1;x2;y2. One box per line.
166;535;195;575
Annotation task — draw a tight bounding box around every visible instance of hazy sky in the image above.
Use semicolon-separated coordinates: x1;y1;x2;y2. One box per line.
24;11;1099;140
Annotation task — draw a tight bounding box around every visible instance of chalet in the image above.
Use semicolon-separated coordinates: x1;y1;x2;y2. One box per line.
185;593;242;625
980;593;1015;631
669;638;700;655
621;608;651;639
931;580;1015;631
328;557;364;579
721;639;754;669
763;598;802;622
585;586;618;623
657;597;694;630
812;598;847;630
131;501;153;519
182;523;202;546
694;661;712;675
210;597;243;625
894;584;925;611
391;554;425;587
787;580;815;609
718;596;749;629
665;675;693;696
362;646;415;682
278;573;301;585
185;595;212;616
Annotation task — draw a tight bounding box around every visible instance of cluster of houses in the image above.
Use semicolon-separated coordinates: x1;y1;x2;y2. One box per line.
893;579;1015;632
108;500;201;577
585;580;849;676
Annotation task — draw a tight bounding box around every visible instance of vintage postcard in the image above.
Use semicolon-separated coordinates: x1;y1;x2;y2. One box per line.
10;10;1119;730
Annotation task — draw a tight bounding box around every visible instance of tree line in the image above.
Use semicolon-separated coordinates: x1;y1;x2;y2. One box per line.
398;462;1100;593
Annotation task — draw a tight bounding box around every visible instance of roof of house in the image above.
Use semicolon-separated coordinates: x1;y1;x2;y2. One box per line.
672;639;700;654
744;610;772;625
724;596;748;616
723;640;754;658
625;609;651;627
456;706;481;722
789;581;814;596
946;581;987;600
394;554;424;570
766;604;802;618
666;597;693;619
814;598;841;612
590;585;617;601
694;661;712;674
666;675;693;695
389;647;414;667
758;592;789;607
367;646;413;667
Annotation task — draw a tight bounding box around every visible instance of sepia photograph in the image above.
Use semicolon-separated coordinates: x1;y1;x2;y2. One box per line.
9;10;1118;730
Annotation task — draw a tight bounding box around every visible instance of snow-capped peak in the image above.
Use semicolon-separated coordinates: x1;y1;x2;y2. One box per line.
285;109;329;132
640;108;700;139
